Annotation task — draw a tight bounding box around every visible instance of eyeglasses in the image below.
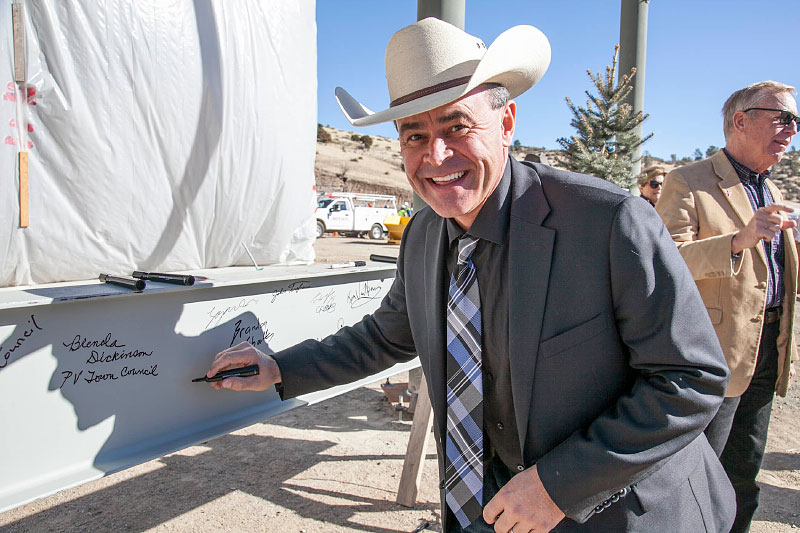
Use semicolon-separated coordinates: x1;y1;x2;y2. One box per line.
743;107;800;129
649;180;663;189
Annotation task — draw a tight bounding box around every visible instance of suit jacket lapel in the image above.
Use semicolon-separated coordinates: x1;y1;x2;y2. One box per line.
423;215;449;436
712;151;767;266
507;159;555;450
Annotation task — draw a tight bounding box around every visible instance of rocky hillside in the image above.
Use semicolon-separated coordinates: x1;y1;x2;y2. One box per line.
315;127;413;204
315;125;800;202
755;152;800;201
641;150;800;201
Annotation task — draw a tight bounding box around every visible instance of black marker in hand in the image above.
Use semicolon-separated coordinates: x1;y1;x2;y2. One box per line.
192;364;259;382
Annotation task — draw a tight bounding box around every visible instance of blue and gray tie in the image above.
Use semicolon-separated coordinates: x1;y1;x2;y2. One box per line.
444;235;484;528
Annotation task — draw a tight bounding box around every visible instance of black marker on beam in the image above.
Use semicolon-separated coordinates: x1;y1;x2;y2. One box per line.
369;254;397;264
132;270;195;286
192;364;259;383
99;273;146;292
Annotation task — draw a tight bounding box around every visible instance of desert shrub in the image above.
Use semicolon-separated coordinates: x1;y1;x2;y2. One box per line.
317;124;332;143
350;133;373;150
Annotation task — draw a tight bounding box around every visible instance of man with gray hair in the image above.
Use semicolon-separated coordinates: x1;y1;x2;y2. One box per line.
657;80;799;532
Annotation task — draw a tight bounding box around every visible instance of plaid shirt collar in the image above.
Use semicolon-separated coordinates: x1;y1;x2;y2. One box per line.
723;148;771;185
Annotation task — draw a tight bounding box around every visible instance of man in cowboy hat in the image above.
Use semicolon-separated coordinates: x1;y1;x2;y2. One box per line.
657;81;799;532
206;18;733;532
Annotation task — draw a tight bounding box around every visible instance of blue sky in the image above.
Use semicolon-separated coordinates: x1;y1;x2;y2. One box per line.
316;1;800;160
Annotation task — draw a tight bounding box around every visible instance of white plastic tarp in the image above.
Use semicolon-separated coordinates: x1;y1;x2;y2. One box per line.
0;0;317;287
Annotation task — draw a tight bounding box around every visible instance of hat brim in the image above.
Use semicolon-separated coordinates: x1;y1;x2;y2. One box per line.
336;24;551;127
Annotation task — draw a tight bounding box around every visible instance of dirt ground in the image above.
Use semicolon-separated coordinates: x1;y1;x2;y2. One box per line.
1;236;798;532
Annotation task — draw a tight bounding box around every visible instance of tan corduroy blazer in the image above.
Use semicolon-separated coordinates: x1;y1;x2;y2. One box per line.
657;150;798;397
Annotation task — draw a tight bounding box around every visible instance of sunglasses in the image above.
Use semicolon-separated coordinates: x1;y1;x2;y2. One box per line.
743;107;800;128
649;180;663;189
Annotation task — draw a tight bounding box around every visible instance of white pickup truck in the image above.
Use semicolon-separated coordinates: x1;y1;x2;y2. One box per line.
315;192;398;239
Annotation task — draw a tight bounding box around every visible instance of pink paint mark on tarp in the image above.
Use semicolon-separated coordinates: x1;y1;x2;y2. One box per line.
3;82;37;104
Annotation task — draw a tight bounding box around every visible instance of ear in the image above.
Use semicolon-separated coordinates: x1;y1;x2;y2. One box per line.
500;100;517;148
732;110;748;134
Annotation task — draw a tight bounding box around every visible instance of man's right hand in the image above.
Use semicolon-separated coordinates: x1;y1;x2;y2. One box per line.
206;341;282;392
732;204;796;254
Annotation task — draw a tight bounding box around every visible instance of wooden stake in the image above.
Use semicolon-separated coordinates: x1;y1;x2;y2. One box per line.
13;3;28;228
396;372;434;507
19;151;28;227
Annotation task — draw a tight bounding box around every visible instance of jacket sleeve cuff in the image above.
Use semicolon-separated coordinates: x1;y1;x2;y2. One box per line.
678;231;740;280
536;454;623;523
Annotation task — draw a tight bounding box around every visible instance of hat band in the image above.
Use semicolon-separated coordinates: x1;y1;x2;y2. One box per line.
390;75;472;108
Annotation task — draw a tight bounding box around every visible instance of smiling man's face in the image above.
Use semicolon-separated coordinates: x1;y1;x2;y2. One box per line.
396;87;515;229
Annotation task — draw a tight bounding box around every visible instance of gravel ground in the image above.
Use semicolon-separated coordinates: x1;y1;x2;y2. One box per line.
1;236;797;532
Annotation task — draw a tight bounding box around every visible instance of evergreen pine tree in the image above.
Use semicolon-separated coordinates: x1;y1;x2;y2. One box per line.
556;45;653;189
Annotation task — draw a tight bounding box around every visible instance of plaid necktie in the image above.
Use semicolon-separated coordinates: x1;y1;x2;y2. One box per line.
444;235;484;528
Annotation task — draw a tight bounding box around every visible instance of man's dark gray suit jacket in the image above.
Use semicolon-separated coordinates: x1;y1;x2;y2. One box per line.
275;158;735;532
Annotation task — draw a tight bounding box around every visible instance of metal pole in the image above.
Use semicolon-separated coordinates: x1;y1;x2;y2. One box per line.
618;0;649;185
411;0;466;212
404;0;465;394
417;0;465;30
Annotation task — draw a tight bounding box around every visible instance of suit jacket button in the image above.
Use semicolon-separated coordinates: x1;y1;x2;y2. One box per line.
753;315;763;322
496;422;504;430
516;464;525;472
759;281;767;289
439;480;445;490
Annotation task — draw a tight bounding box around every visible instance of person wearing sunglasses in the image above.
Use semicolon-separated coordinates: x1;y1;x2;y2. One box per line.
637;165;666;207
657;80;799;533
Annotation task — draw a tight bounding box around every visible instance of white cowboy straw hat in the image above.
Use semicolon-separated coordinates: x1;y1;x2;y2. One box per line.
335;17;551;127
